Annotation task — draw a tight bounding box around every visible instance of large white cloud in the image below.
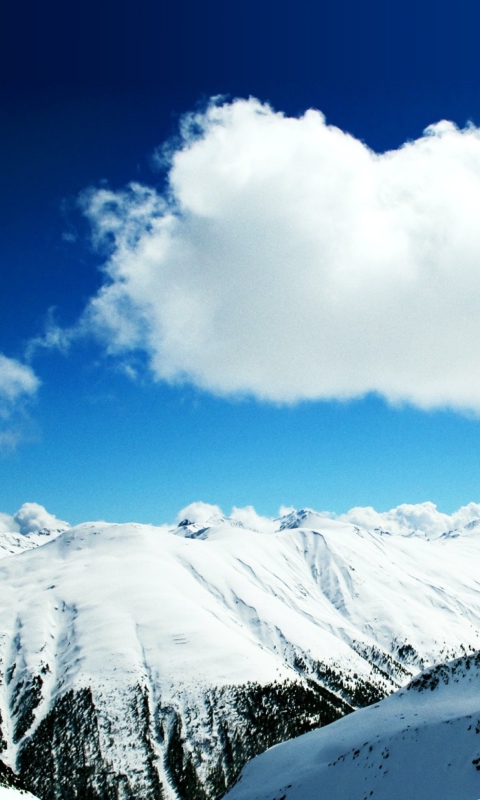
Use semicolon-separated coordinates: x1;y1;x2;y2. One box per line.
0;502;69;535
0;354;40;450
81;98;480;410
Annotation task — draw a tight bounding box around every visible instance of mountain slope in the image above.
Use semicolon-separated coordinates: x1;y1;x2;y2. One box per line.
225;652;480;800
1;513;480;798
0;758;38;799
0;529;65;560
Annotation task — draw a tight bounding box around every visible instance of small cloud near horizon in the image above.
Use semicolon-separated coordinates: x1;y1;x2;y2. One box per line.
3;499;480;539
0;502;70;535
174;499;480;538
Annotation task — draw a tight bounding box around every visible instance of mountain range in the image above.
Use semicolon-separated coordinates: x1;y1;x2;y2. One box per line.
1;507;480;798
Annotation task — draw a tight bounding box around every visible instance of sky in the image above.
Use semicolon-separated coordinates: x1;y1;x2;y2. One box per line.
2;0;480;526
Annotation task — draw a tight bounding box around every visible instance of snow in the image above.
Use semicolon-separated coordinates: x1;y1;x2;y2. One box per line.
2;507;480;789
0;528;65;559
225;653;480;800
0;790;39;799
1;512;480;705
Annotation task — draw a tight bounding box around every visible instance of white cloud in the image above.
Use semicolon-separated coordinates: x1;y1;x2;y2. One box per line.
0;354;39;404
25;311;71;360
278;505;297;518
338;501;480;538
173;500;480;538
175;502;278;532
230;505;277;533
0;512;16;534
81;98;480;410
0;354;40;451
13;502;69;535
175;501;280;532
176;501;223;526
0;503;69;535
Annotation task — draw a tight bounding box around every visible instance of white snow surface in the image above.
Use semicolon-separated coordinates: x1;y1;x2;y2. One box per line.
0;528;65;559
225;653;480;800
0;790;39;800
2;506;480;782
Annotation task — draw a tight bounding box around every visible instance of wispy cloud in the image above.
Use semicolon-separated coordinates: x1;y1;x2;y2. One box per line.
0;354;38;402
74;98;480;411
0;354;40;452
25;309;72;360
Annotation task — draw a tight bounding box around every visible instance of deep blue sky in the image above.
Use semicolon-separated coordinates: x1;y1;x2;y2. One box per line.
2;0;480;524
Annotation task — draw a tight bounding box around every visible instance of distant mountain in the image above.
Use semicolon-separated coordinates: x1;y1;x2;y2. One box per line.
0;528;67;560
1;510;480;798
225;651;480;800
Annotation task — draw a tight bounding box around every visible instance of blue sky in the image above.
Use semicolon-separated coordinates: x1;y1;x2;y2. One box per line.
2;0;480;525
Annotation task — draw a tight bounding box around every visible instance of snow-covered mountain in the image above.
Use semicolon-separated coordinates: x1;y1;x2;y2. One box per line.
0;529;65;560
0;503;69;559
225;651;480;800
1;508;480;799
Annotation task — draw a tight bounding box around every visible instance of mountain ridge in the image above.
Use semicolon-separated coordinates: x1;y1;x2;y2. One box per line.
1;510;480;798
225;651;480;800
